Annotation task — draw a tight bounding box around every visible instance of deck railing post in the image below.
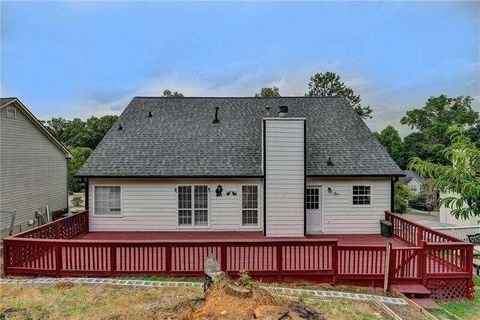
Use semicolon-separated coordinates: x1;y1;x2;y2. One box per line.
220;245;227;272
276;244;283;282
55;221;62;239
110;245;117;276
55;244;62;276
416;226;423;247
332;241;338;283
466;244;474;298
419;240;427;285
165;245;172;274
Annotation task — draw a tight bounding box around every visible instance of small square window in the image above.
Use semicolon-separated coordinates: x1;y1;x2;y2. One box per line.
6;107;16;119
353;185;371;205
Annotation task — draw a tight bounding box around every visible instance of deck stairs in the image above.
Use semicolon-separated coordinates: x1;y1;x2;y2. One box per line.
390;284;439;309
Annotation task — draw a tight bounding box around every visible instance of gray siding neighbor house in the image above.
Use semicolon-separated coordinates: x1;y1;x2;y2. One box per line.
77;97;403;237
0;98;71;233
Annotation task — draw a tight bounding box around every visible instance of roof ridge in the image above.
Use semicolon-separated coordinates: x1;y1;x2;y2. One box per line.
133;96;344;99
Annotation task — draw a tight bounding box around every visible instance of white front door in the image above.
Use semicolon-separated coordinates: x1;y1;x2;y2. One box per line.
306;186;323;234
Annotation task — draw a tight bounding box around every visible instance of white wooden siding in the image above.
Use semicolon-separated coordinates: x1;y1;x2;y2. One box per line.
307;178;391;234
0;104;68;230
88;178;263;232
264;119;305;237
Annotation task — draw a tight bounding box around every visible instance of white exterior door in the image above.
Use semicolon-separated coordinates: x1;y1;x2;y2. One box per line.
306;186;323;234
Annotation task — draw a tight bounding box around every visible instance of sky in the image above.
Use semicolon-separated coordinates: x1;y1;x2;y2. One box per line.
1;1;479;135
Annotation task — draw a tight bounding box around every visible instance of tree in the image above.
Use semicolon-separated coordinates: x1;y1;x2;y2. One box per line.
409;126;480;220
162;90;184;97
374;126;404;166
255;87;280;97
394;181;414;213
306;71;373;119
400;95;479;166
67;147;93;192
46;115;118;150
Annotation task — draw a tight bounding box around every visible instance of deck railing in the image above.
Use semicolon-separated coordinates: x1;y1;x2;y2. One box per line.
2;210;474;300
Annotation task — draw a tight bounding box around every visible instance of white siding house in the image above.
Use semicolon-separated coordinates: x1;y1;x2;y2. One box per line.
0;98;71;233
77;97;403;237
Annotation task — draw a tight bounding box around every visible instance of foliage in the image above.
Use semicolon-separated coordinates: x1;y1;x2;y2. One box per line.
237;270;253;286
394;182;414;213
409;126;480;220
374;125;404;165
401;95;479;165
162;90;184;97
46;115;118;150
255;87;281;97
71;196;84;207
306;71;372;119
67;147;93;192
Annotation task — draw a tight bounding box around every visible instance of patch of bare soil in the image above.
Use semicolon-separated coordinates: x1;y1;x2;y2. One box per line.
180;280;324;320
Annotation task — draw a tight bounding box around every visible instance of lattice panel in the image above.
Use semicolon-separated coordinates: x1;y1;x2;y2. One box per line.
427;278;474;301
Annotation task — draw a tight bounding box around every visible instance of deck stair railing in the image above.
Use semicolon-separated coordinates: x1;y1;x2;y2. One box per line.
1;210;474;300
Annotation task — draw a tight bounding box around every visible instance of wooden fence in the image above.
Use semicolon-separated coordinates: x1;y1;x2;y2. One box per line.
2;210;475;300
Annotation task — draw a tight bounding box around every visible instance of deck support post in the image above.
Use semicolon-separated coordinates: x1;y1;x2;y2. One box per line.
110;246;116;276
55;244;62;276
332;241;338;284
384;242;392;295
276;244;283;282
165;245;172;273
419;240;427;286
220;246;227;272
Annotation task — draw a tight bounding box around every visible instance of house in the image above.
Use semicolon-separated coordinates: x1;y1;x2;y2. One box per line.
400;170;424;194
76;97;403;237
0;98;72;234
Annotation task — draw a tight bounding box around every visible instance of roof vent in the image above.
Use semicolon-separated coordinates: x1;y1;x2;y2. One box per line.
278;106;288;117
118;124;123;130
327;157;334;166
213;107;219;123
148;111;152;118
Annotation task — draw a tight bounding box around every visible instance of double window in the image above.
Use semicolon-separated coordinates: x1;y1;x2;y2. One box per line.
242;185;258;226
94;186;121;216
178;185;209;226
352;185;371;205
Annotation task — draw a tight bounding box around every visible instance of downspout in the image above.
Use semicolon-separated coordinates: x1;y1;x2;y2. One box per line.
390;176;398;212
303;120;307;237
263;119;266;236
85;178;89;210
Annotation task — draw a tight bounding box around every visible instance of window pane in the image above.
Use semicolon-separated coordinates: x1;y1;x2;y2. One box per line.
242;210;258;226
178;186;191;209
306;188;319;210
195;210;208;226
194;186;208;209
179;210;192;225
95;186;121;216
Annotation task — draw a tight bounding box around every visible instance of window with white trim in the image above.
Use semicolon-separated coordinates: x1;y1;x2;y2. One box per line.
306;187;320;210
242;185;258;226
94;186;121;216
352;185;371;205
178;185;209;226
6;107;16;119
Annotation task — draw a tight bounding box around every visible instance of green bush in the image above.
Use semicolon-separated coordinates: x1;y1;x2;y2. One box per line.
394;182;414;213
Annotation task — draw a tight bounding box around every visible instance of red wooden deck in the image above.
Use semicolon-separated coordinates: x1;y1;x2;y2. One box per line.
80;231;408;248
2;211;474;301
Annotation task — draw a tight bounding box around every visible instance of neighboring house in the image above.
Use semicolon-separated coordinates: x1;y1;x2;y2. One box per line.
0;98;72;233
439;192;480;226
76;97;403;236
400;170;424;194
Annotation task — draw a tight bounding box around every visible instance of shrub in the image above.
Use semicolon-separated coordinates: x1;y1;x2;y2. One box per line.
238;270;253;286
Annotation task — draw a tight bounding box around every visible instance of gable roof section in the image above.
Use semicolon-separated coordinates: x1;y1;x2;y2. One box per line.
77;96;402;177
1;97;72;158
401;170;425;184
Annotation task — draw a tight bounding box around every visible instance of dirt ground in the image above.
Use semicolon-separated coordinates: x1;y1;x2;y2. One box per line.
0;281;430;320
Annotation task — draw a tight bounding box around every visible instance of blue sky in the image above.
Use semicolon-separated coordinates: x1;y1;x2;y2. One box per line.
1;1;479;134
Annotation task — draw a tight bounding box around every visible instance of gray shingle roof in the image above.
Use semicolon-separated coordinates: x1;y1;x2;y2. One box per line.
77;96;402;177
0;97;17;107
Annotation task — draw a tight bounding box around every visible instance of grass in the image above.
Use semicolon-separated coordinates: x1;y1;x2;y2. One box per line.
0;281;427;320
121;275;202;282
431;290;480;320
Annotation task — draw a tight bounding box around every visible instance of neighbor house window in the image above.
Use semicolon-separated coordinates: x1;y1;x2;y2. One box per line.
242;185;258;226
94;186;121;216
178;185;209;226
352;185;371;205
306;187;320;210
6;107;16;119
